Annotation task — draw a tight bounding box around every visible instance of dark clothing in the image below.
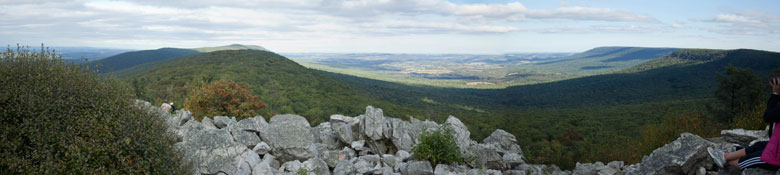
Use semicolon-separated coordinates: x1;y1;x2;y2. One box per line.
765;94;780;137
739;141;780;170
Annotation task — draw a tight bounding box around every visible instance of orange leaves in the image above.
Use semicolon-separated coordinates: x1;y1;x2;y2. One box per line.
185;79;266;121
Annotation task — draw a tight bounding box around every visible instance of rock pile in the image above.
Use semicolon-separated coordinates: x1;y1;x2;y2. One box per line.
135;100;780;175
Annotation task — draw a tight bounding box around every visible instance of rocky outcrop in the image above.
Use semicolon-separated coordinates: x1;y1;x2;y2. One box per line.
135;99;778;175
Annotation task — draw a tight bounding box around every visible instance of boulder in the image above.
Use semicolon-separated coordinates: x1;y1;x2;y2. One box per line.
407;161;434;175
444;116;476;155
202;117;218;129
397;150;411;161
740;168;777;175
628;133;716;175
391;118;416;152
721;129;767;146
252;142;271;155
483;129;523;155
281;160;303;173
364;106;386;140
466;144;507;170
235;150;261;175
267;114;315;162
174;110;193;126
351;140;366;151
313;122;346;150
251;157;275;175
503;152;525;169
331;114;363;143
333;160;355;175
180;128;247;175
465;169;502;175
302;158;330;175
228;117;266;148
354;158;373;174
382;154;401;168
574;161;622;175
434;164;464;175
174;119;204;141
214;116;237;129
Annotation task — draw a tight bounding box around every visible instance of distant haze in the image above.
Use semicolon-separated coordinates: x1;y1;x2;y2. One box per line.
1;0;779;53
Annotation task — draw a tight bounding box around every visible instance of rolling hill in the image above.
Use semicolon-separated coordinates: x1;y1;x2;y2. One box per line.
87;48;200;73
193;44;267;52
121;49;416;124
89;44;268;74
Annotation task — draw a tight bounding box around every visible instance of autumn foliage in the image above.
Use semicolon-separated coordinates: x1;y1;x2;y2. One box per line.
185;79;266;121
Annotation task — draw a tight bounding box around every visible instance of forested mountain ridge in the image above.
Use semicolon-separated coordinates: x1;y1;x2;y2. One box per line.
89;44;267;74
87;48;200;73
122;50;417;124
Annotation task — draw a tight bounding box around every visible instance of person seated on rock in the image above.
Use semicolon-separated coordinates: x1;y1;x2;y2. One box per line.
160;101;172;113
708;77;780;170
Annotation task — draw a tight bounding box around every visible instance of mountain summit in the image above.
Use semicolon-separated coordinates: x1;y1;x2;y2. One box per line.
193;44;268;52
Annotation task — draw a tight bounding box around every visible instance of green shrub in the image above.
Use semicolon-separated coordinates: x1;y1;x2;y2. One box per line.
0;45;190;174
412;126;463;165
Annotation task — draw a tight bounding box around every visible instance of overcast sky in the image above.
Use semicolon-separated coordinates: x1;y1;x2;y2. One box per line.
1;0;779;53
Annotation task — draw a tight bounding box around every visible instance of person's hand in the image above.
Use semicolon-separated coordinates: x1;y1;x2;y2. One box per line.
771;77;780;95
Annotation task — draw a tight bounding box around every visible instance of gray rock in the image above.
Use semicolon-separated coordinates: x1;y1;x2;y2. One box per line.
741;168;778;175
434;164;455;175
384;117;395;140
333;159;356;175
410;117;440;140
503;152;525;169
354;158;373;174
396;162;408;174
181;128;247;175
721;129;767;146
483;129;523;155
201;117;218;129
302;158;330;175
365;106;386;140
445;116;476;155
252;155;276;175
391;118;416;152
175;110;193;126
175;119;204;141
465;169;502;175
574;161;621;175
466;144;507;170
331;114;363;143
214;116;237;129
281;160;303;173
228;117;266;148
252;142;271;155
631;133;716;175
314;122;346;150
352;140;366;151
267;114;315;162
407;161;434;175
320;150;340;168
236;150;261;175
382;154;400;168
397;150;411;161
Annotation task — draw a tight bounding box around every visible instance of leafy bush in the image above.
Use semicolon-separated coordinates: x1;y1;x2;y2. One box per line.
732;105;767;130
185;79;266;121
0;45;190;174
412;126;463;165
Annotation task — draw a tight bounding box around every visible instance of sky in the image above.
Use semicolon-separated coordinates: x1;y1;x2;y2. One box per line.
1;0;779;54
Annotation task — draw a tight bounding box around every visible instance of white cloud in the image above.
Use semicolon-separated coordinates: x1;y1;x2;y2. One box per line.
701;10;780;35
